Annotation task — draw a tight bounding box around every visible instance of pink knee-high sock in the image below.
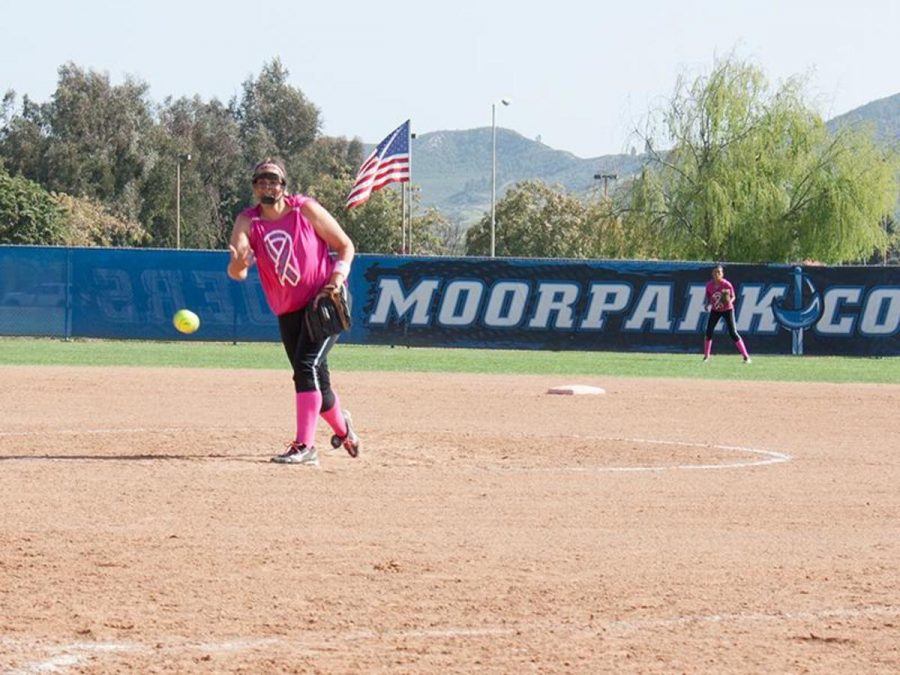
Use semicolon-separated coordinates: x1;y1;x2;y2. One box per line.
703;339;712;358
320;391;348;437
295;391;322;447
735;339;750;359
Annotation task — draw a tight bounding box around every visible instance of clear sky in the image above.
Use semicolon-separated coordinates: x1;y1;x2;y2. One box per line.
2;0;897;159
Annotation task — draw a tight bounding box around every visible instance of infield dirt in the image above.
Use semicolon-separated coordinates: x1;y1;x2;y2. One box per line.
1;366;898;673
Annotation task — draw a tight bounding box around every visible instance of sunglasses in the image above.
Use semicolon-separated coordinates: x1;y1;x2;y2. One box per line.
253;175;284;187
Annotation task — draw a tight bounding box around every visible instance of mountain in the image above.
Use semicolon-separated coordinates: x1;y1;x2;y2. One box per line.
403;93;899;225
826;93;899;222
826;92;900;144
406;129;643;225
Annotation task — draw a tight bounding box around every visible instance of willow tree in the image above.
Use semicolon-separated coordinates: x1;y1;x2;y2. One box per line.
626;58;898;263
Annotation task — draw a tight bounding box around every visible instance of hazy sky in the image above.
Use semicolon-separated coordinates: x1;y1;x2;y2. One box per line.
2;0;897;158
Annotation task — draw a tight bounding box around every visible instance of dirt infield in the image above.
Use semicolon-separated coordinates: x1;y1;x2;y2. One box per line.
1;365;898;673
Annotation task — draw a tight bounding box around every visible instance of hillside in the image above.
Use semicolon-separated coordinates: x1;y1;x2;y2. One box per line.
405;92;899;226
826;92;900;144
412;127;641;223
826;92;900;222
410;129;643;224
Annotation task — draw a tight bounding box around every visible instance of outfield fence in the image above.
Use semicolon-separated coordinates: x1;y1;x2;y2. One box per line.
1;245;897;356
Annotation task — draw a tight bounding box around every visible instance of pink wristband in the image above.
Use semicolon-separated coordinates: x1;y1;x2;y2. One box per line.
334;260;351;276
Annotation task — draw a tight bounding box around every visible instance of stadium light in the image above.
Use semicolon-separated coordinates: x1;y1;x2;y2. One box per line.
491;98;512;258
593;173;617;199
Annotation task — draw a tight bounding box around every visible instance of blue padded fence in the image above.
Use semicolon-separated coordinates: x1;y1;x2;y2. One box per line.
1;245;897;355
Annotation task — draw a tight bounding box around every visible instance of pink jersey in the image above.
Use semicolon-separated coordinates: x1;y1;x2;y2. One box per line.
244;195;335;316
705;279;736;312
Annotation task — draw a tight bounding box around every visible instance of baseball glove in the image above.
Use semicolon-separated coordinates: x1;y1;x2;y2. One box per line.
305;284;351;342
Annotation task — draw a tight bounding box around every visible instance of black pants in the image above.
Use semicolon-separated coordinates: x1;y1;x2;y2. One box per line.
705;309;741;342
277;309;340;411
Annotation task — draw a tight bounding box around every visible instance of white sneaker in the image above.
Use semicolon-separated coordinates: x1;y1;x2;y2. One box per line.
330;409;360;458
702;356;710;363
743;356;752;364
271;442;319;466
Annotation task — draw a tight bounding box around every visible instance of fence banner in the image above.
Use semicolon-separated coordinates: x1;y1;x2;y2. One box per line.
351;256;899;356
1;246;897;356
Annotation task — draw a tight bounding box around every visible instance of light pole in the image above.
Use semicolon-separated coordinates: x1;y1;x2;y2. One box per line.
176;153;192;249
594;173;617;199
491;98;511;258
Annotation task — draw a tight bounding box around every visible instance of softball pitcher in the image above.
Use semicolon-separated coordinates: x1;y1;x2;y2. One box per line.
227;159;360;465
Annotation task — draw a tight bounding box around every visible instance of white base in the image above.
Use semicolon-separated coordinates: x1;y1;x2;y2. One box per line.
546;384;606;395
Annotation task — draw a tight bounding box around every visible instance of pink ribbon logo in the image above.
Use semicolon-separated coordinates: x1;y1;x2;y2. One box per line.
263;230;301;286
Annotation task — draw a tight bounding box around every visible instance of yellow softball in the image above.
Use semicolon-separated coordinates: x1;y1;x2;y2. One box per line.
173;309;200;334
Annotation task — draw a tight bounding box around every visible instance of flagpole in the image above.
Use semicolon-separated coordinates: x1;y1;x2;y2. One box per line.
400;183;407;254
407;121;413;255
405;183;411;254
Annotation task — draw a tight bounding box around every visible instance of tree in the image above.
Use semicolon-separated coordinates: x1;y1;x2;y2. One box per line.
293;135;364;192
53;193;149;247
465;180;595;258
184;98;247;247
412;207;465;256
0;92;49;183
584;193;634;260
308;177;454;255
867;214;900;265
140;96;247;249
234;59;320;166
308;175;405;253
41;64;155;223
626;57;899;263
0;166;67;244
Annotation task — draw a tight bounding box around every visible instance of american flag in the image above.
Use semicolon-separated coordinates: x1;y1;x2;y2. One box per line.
345;120;411;209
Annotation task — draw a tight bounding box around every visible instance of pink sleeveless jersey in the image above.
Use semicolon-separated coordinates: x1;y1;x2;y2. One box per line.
244;195;335;316
705;279;735;312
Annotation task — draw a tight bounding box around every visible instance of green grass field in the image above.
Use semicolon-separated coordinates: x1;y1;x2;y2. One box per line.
1;337;898;384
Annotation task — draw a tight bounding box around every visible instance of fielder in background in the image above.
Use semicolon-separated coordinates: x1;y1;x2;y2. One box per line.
227;158;360;466
703;264;752;364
